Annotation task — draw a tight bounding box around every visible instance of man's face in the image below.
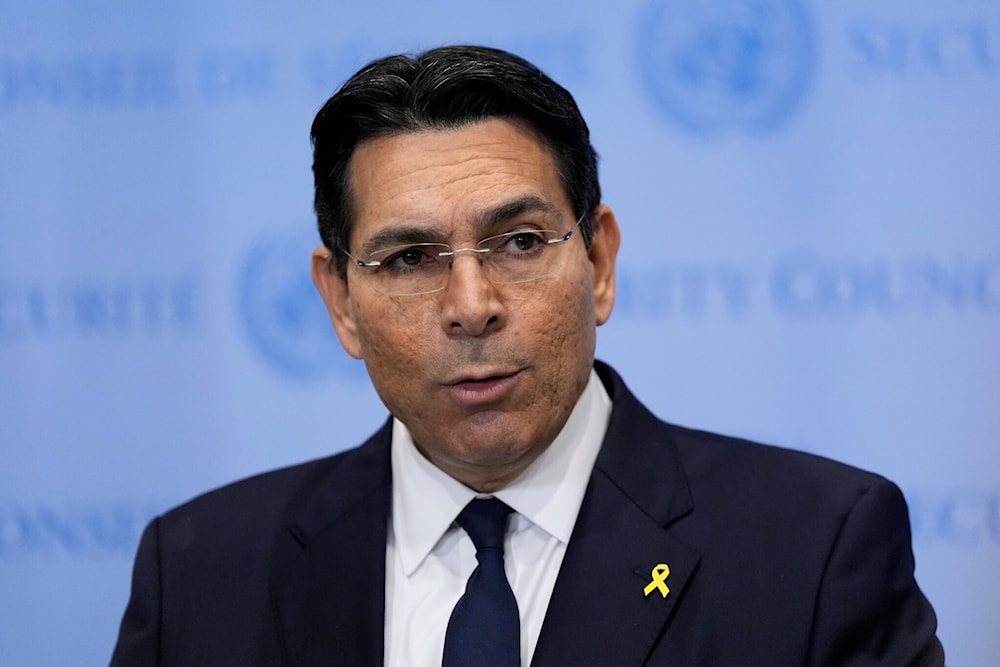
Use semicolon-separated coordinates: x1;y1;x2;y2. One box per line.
312;118;619;492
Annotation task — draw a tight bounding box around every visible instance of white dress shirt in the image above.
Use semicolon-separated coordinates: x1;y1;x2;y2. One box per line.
384;370;612;666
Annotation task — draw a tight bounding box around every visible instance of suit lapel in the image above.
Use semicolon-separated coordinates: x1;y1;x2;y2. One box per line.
270;422;393;667
531;363;701;667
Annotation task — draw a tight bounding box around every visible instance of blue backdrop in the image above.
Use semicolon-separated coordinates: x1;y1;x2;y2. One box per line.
1;1;998;665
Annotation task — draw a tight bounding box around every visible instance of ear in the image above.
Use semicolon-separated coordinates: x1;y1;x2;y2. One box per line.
588;204;620;326
311;247;363;359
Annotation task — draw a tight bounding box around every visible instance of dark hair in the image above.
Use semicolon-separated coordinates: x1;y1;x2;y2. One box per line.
311;45;601;277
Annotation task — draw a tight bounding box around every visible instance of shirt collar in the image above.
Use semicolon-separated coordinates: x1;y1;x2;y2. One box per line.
391;369;611;576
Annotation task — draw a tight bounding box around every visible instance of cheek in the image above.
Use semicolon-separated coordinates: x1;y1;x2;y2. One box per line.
523;273;597;371
354;316;428;418
352;297;434;373
551;265;596;331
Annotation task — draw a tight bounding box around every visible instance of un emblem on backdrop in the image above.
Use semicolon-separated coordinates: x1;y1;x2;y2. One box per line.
635;0;817;136
237;232;364;381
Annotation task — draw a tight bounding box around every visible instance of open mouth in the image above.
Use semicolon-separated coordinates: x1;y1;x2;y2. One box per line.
447;370;520;404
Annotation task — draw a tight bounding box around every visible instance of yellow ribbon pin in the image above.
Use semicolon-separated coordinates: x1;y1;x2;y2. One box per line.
643;563;671;598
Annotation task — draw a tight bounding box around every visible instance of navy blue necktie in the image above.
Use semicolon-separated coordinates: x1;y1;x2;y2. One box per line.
442;497;520;667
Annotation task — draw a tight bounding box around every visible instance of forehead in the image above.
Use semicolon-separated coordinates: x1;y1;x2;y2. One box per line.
346;119;571;242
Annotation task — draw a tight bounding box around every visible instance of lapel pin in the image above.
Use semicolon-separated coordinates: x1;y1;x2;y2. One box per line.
643;563;671;598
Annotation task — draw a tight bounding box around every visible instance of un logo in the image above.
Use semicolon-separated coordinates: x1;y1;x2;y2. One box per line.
237;231;365;381
635;0;817;136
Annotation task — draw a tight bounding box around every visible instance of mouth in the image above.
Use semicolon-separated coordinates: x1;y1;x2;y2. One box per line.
445;369;522;405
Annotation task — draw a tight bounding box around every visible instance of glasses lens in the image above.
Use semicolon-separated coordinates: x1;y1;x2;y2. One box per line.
368;243;450;296
480;229;563;285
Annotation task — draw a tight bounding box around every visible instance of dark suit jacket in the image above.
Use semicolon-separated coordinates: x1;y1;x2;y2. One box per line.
111;362;943;666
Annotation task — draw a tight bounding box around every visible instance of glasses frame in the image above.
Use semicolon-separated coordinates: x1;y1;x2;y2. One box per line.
339;214;585;296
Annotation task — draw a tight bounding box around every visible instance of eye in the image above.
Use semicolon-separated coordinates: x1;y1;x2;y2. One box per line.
379;245;441;272
501;230;548;255
397;248;426;266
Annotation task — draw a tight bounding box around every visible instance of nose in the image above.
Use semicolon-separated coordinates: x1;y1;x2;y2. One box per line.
438;251;504;338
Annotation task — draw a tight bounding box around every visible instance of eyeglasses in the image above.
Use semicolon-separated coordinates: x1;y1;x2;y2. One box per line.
340;215;584;297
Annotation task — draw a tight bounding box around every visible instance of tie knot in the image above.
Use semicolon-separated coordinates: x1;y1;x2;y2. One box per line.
456;497;513;553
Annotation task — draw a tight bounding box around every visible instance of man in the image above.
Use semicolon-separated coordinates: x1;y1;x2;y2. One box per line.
111;45;943;666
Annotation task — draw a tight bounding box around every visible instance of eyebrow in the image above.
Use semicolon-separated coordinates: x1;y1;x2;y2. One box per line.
472;195;563;231
359;226;442;256
358;195;565;256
